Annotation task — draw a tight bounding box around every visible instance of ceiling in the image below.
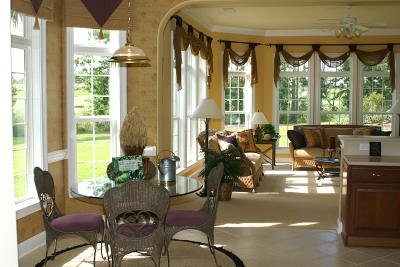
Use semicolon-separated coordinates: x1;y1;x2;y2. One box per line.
180;2;400;36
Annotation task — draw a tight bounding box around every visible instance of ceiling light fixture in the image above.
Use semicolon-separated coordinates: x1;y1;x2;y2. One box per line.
109;0;151;66
335;16;368;39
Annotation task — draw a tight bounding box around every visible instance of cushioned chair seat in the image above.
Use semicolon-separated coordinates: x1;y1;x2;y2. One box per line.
50;213;103;232
166;210;209;227
244;152;263;171
293;147;325;158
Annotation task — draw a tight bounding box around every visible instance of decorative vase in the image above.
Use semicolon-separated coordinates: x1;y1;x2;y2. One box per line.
218;181;233;201
263;133;272;140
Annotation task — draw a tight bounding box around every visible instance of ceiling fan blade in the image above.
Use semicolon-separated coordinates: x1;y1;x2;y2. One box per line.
319;18;339;21
355;24;369;32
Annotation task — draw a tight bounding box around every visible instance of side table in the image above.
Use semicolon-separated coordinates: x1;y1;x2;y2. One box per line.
314;157;340;180
255;139;277;169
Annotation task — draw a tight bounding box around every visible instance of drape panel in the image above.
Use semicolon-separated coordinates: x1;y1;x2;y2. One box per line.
173;17;213;90
11;0;53;21
222;41;258;87
274;44;396;91
64;0;128;30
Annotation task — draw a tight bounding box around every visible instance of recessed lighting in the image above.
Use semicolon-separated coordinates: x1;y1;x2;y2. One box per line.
223;7;236;13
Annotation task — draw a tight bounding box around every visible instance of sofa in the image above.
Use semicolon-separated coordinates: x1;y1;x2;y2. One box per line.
197;129;263;191
288;124;388;169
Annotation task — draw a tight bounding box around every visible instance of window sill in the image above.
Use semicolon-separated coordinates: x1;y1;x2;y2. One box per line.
16;198;40;220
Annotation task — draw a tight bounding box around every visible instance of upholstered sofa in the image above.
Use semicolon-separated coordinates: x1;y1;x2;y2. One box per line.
197;129;263;191
288;124;387;169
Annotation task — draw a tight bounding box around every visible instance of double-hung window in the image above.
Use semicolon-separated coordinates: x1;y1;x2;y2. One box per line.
224;60;254;131
277;58;311;148
67;28;126;186
11;13;46;203
172;49;206;169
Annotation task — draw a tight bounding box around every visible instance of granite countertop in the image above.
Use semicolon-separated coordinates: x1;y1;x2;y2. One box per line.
343;155;400;166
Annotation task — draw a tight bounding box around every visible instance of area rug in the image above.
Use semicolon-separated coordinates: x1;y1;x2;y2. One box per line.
35;239;245;267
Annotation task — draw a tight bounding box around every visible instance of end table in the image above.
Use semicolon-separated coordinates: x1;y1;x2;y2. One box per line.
255;139;277;169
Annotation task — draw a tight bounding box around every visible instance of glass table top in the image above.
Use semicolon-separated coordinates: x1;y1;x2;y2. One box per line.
70;175;203;199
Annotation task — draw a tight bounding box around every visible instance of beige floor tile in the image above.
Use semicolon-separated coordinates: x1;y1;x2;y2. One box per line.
307;255;357;267
359;258;400;267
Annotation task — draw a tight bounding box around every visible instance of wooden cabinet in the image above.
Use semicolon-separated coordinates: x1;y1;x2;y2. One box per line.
341;162;400;247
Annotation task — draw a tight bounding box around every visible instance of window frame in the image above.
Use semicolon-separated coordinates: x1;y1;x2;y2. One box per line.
66;27;127;194
11;14;47;216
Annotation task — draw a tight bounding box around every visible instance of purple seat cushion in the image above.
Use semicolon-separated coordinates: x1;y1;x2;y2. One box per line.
107;224;156;238
50;213;102;232
166;210;209;227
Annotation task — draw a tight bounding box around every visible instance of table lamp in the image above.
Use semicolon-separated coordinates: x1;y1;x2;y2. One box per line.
391;99;400;136
250;111;269;142
192;98;222;149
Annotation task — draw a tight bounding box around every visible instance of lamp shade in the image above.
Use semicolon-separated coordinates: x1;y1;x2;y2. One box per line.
391;100;400;114
250;112;269;125
191;98;222;119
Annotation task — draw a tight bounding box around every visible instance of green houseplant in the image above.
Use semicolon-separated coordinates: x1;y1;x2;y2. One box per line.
200;146;244;201
262;124;281;140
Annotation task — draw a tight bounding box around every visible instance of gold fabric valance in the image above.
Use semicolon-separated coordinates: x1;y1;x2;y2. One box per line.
173;16;213;90
64;0;128;30
11;0;54;21
222;41;258;87
274;44;395;91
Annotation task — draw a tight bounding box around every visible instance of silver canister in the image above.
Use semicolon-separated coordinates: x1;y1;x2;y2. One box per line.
157;151;180;182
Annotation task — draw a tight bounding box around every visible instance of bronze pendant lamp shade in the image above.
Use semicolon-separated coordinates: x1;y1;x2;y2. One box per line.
109;0;151;66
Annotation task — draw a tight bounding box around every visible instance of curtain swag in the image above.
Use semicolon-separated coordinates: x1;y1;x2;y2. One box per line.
12;0;54;27
274;44;395;91
173;17;213;90
223;41;258;88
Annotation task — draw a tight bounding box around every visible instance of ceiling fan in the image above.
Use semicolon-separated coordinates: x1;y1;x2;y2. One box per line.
334;15;368;38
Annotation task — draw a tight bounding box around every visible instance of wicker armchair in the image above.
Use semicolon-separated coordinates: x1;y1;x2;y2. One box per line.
164;163;224;267
103;180;170;267
33;167;104;266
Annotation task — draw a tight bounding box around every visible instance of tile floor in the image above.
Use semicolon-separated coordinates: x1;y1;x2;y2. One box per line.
20;162;400;267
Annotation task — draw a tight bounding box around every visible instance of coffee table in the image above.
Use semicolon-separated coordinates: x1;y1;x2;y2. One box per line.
314;157;340;180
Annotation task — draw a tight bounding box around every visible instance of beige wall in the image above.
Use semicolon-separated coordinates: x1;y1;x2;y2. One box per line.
16;0;400;244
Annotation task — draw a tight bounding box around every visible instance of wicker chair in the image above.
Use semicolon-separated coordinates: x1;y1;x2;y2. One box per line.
33;167;104;266
164;163;224;267
103;180;170;267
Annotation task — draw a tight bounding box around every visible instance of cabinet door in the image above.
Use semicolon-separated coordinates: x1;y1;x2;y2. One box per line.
349;183;400;237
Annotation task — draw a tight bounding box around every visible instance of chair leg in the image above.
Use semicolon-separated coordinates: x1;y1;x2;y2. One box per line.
51;239;58;260
44;244;49;266
207;235;221;267
93;245;97;267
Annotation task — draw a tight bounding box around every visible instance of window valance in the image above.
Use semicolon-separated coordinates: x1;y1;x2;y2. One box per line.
274;44;395;91
12;0;54;23
173;16;213;90
64;0;128;30
222;41;258;87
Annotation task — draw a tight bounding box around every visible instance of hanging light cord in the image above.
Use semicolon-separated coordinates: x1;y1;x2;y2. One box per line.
127;0;133;44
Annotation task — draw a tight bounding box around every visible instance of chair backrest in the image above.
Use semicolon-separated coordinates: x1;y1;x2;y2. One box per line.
201;163;224;223
33;167;62;221
103;180;170;234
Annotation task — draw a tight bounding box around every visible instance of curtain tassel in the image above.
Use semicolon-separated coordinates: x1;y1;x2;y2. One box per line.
33;16;40;30
98;29;104;40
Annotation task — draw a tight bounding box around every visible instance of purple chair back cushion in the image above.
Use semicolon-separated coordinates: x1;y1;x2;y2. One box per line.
50;213;102;232
166;210;209;227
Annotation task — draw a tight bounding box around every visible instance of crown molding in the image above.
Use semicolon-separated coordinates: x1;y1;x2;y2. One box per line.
212;25;400;37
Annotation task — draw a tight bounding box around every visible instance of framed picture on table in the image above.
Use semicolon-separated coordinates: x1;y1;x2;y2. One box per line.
112;155;144;184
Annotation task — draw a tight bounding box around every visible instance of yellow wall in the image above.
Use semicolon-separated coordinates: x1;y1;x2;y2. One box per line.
15;0;400;245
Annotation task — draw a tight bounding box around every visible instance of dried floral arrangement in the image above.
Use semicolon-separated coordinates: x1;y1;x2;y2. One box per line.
120;107;147;155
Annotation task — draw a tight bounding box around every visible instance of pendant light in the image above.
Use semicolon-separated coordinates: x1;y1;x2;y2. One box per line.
109;0;151;66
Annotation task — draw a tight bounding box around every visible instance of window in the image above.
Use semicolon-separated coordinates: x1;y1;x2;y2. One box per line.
172;48;206;169
318;57;353;125
277;59;311;148
11;13;46;202
276;53;396;149
224;60;254;131
67;28;126;186
361;58;393;131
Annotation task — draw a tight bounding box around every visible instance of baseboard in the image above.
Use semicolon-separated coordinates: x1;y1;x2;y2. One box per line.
18;231;45;258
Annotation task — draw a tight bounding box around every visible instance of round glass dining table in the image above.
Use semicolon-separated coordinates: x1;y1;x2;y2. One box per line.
70;175;203;199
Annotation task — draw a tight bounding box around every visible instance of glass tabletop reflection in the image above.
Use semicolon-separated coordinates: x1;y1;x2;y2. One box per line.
70;175;203;199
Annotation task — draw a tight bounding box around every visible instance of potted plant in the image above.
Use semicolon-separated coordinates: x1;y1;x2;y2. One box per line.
262;124;281;140
120;106;147;155
200;146;244;201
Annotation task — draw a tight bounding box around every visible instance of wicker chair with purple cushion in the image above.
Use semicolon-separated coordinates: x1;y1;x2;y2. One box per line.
103;180;170;267
164;163;224;267
33;167;104;266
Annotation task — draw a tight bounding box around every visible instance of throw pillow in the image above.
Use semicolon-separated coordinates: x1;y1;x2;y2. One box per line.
372;129;392;136
236;129;258;152
208;136;221;153
287;130;306;149
303;128;324;148
217;133;238;147
353;127;374;136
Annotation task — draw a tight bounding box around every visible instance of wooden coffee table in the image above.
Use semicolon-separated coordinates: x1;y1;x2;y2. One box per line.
314;157;340;180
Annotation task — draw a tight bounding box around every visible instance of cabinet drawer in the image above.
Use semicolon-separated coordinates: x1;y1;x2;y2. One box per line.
349;166;400;182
